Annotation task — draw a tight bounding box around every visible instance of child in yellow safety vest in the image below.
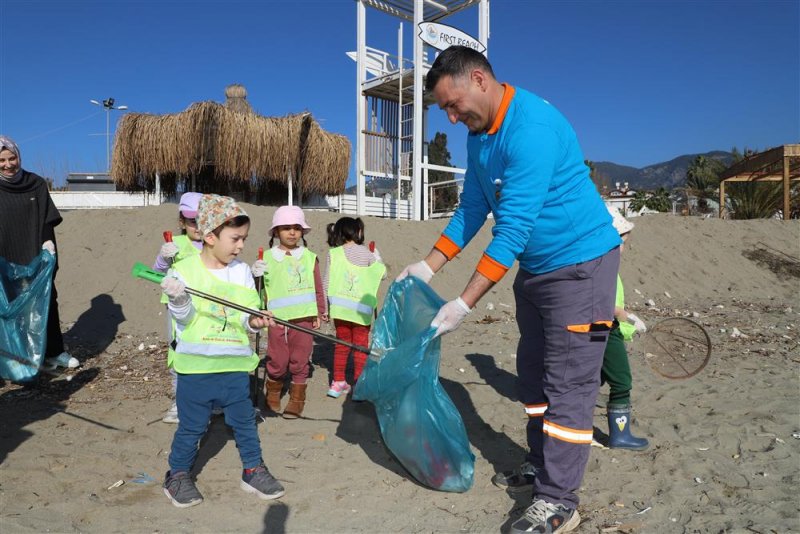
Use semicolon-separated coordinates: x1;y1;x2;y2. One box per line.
152;191;203;424
602;206;649;450
322;217;386;398
159;194;284;508
250;205;326;419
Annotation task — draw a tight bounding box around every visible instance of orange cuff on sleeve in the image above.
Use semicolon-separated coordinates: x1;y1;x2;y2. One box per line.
433;234;461;261
476;253;509;283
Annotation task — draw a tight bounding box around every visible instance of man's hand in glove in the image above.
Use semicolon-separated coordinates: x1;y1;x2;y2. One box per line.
42;240;55;255
430;297;471;338
251;259;268;277
626;313;647;333
395;260;435;283
160;242;179;261
161;276;190;307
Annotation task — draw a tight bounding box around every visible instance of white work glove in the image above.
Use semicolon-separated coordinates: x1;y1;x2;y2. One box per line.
626;313;647;333
251;259;268;277
42;240;55;255
395;260;434;283
160;242;179;261
430;297;471;338
161;276;190;307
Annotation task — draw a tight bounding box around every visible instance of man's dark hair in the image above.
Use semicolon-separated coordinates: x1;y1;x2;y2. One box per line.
425;45;495;92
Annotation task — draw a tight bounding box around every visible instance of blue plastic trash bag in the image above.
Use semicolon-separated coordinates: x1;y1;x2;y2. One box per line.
353;277;475;492
0;250;55;382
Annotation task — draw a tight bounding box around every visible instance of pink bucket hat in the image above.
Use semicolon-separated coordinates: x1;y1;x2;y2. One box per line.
179;192;203;218
270;205;311;234
197;194;248;236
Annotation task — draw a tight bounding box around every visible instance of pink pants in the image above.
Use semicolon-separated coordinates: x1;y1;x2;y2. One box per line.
266;319;314;384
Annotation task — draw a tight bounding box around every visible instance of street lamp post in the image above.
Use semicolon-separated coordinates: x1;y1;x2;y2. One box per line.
90;97;128;172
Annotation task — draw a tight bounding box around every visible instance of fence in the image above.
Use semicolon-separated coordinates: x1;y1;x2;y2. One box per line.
50;191;164;210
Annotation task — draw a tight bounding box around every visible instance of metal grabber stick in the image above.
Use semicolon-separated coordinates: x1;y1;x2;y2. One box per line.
131;262;373;355
253;247;264;406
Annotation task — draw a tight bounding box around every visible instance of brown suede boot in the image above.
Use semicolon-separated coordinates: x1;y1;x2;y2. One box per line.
265;378;284;414
282;383;307;419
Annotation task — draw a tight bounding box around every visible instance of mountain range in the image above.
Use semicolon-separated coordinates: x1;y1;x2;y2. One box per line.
593;150;734;192
351;150;735;194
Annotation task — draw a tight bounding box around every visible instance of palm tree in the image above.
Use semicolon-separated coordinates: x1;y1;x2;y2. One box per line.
628;191;648;213
685;155;725;214
727;182;792;219
646;187;672;212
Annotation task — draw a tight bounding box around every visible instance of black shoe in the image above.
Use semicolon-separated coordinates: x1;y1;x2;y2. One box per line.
491;461;538;493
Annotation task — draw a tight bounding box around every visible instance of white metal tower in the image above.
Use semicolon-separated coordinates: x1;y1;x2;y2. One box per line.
352;0;490;220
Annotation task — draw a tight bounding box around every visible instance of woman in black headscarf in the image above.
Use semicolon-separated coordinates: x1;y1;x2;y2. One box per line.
0;135;78;370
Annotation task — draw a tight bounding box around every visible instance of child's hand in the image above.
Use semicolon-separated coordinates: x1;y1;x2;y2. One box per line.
251;259;267;277
626;313;647;333
161;276;190;306
372;246;383;264
321;313;329;323
249;311;275;330
160;242;179;260
312;317;321;329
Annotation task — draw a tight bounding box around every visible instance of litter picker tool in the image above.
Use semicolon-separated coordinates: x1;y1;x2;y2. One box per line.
131;262;372;355
639;317;712;379
252;247;265;406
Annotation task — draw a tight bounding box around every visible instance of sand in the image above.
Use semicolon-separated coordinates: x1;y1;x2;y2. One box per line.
0;204;798;533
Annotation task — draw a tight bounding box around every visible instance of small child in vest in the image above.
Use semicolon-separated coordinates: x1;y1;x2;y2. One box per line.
602;206;649;450
153;192;204;424
159;194;285;508
251;205;326;418
323;217;385;398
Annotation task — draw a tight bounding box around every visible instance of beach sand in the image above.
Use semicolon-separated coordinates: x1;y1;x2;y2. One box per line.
1;204;798;533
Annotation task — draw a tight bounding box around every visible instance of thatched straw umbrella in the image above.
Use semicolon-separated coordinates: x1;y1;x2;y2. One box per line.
111;84;350;203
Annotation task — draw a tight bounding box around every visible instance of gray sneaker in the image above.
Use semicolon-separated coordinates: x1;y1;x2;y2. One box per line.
491;461;538;493
162;402;179;424
163;470;203;508
510;499;580;533
241;463;285;500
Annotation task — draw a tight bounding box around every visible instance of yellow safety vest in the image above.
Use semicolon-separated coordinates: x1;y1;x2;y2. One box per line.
263;248;319;321
160;235;201;304
616;275;636;341
327;246;385;325
167;255;259;374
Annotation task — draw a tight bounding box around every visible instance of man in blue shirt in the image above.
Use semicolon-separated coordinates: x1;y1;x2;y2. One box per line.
397;46;620;533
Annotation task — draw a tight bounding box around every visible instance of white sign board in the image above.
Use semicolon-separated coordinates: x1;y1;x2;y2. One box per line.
418;22;486;54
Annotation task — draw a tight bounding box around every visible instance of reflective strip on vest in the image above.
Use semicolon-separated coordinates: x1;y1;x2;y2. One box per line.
175;339;254;358
328;295;374;316
268;292;317;311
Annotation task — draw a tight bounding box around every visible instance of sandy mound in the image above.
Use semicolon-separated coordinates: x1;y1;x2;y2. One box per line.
1;205;798;532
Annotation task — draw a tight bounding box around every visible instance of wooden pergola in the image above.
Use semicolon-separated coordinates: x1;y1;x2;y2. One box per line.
718;144;800;220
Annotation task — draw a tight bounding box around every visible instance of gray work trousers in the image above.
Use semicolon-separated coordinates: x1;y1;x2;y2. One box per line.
513;247;619;508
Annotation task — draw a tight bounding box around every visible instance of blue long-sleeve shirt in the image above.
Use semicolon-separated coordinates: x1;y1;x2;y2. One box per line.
436;85;620;279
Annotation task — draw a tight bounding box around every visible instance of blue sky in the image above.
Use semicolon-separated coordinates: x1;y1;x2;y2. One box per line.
1;0;798;185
